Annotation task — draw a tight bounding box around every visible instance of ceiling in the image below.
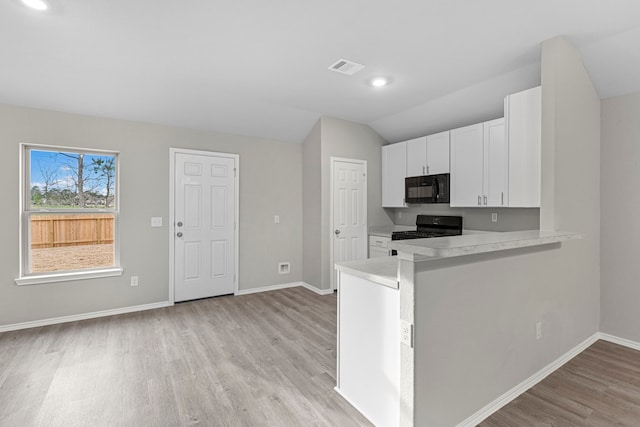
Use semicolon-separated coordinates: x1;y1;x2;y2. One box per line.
1;0;639;144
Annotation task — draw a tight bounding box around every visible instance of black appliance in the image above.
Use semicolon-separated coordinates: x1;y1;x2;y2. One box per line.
405;173;450;204
391;215;463;242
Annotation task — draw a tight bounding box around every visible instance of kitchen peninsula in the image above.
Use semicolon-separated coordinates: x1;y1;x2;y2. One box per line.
335;230;582;427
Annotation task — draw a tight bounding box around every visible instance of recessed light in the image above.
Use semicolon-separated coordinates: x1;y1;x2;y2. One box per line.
371;77;389;88
22;0;48;11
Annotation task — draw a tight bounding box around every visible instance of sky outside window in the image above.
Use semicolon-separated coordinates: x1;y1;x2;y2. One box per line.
29;149;117;209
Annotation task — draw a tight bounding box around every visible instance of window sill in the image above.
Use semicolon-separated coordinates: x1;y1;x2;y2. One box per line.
15;268;124;286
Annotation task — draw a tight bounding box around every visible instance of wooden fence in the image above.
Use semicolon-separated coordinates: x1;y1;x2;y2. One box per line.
30;214;115;249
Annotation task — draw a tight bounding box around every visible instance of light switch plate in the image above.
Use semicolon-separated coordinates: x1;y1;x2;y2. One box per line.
151;217;163;227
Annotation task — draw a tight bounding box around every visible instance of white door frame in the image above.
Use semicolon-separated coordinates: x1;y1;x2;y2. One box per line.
330;157;368;291
169;148;240;305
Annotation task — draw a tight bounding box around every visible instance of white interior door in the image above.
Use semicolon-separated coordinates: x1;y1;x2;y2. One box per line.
331;158;367;290
173;151;237;302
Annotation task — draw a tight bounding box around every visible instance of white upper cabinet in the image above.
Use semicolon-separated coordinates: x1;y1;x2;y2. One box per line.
381;86;539;209
426;131;450;175
406;136;427;177
382;142;407;208
484;118;508;207
450;120;507;207
505;86;541;207
450;123;484;207
405;132;450;177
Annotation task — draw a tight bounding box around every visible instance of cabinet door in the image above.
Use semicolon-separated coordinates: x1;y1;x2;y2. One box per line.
450;124;484;207
382;142;407;208
405;137;427;177
426;131;450;174
484;118;508;207
506;86;541;207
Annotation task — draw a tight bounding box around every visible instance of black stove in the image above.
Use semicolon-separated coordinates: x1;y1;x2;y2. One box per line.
391;215;463;241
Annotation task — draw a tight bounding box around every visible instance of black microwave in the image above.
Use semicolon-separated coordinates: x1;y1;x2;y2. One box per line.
405;173;450;204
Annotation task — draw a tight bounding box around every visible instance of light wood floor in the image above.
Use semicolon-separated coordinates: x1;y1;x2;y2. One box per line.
0;287;372;427
480;340;640;426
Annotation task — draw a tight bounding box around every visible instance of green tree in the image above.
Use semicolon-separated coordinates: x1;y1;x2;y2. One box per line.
31;185;43;206
91;157;116;207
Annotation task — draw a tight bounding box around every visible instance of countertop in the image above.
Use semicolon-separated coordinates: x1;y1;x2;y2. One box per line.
368;225;415;238
389;229;583;260
335;256;399;289
368;226;491;238
337;230;583;288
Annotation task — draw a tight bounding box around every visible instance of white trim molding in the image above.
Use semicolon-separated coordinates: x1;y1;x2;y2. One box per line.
301;282;334;295
15;267;124;286
0;301;170;333
234;282;335;296
169;148;240;304
329;157;368;292
235;282;301;296
599;332;640;352
457;333;600;427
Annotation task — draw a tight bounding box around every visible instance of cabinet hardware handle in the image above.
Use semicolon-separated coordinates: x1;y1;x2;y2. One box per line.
427;165;429;174
484;195;487;205
501;192;504;206
423;166;425;174
478;195;481;206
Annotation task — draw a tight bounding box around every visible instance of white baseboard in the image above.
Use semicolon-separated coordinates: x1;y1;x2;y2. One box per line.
235;281;301;296
457;332;600;427
235;281;335;296
0;301;171;333
301;281;335;295
598;332;640;352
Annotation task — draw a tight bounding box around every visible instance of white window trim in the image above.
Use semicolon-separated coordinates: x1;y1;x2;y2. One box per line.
17;143;121;285
15;268;124;286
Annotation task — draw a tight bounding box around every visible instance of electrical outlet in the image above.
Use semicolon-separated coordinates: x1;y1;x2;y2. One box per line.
274;215;280;224
400;320;413;347
491;213;498;223
536;321;542;340
131;276;139;287
151;217;163;227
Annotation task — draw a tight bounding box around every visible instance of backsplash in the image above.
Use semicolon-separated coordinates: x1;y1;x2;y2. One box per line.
391;205;540;232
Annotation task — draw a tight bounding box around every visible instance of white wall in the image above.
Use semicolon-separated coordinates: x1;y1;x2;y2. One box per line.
0;104;302;327
410;36;601;426
600;92;640;341
319;117;393;290
393;205;540;232
413;243;586;425
302;119;322;289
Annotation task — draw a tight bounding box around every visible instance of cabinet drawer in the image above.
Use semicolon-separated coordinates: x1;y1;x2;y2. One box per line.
369;236;390;248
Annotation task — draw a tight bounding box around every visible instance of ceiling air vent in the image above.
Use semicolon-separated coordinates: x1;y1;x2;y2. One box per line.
328;59;366;76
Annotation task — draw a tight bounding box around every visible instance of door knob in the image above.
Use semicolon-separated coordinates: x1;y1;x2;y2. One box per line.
176;232;183;238
177;221;183;227
335;230;341;235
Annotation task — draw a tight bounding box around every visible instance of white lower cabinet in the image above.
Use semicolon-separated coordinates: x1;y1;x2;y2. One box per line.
450;118;507;207
369;235;391;258
336;271;400;427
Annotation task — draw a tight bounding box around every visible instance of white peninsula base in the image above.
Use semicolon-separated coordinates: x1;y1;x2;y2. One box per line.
336;270;400;427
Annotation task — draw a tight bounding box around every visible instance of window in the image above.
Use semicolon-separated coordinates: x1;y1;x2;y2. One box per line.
17;144;121;285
